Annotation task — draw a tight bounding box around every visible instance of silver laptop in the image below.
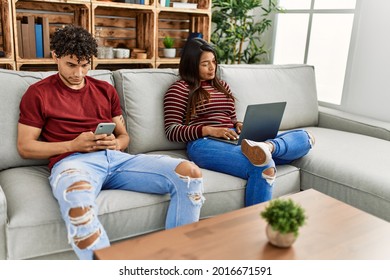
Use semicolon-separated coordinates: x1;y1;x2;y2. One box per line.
208;102;286;145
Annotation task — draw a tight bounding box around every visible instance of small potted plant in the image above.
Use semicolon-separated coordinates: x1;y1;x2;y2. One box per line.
260;198;307;248
163;36;176;58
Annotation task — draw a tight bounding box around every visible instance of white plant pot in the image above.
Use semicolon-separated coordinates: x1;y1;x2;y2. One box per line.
163;48;176;58
266;224;297;248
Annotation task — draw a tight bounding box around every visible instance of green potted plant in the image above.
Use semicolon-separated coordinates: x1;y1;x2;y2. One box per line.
163;36;176;58
211;0;281;64
260;198;307;247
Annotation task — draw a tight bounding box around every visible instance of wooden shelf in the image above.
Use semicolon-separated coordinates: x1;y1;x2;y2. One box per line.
93;58;155;69
0;60;15;69
156;10;210;61
91;1;155;69
2;0;210;71
92;0;154;9
12;0;90;69
158;0;209;10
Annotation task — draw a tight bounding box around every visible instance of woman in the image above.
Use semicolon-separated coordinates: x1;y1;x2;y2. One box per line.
163;38;314;206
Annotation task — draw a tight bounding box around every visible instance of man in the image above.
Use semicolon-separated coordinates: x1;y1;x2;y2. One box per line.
17;25;204;260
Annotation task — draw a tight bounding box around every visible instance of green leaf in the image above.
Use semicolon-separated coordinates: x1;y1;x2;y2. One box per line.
211;0;280;64
260;198;307;236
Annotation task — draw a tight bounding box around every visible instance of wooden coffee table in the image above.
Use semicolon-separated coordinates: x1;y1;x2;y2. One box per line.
94;189;390;259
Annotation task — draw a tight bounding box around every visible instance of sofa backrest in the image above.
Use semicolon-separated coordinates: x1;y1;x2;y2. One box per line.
1;64;319;170
0;69;114;171
113;64;319;155
113;69;185;154
217;64;319;130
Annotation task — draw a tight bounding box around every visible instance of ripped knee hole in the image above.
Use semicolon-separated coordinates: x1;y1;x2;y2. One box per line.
68;205;99;249
74;229;101;250
69;206;93;224
60;168;80;175
262;167;276;177
66;181;92;193
189;193;203;202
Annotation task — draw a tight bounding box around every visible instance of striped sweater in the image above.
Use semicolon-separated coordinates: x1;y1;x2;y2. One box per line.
164;79;238;142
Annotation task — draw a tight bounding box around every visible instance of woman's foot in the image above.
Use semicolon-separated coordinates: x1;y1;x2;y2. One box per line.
241;139;272;167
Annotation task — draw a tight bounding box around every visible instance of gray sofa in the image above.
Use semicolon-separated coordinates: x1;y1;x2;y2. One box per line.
1;64;390;260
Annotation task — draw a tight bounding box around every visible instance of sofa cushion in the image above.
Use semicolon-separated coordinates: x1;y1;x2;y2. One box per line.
113;69;186;154
217;64;319;130
0;69;114;171
294;127;390;222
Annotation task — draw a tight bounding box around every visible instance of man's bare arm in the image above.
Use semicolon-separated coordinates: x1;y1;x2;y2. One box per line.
112;115;130;150
17;123;108;159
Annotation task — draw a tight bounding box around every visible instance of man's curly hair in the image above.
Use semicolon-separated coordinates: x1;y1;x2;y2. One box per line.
51;25;97;63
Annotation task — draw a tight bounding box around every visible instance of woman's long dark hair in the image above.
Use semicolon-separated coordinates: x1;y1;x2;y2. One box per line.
179;38;234;124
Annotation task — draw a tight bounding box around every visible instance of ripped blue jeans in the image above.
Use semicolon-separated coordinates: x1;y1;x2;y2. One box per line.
49;150;204;260
187;129;313;206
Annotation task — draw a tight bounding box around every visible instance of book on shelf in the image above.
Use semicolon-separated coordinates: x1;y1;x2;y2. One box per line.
16;20;24;58
27;16;37;58
172;2;198;9
37;17;51;58
21;20;31;58
35;23;44;58
120;0;148;3
27;16;36;58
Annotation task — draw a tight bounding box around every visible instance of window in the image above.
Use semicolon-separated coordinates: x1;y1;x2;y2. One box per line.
272;0;356;104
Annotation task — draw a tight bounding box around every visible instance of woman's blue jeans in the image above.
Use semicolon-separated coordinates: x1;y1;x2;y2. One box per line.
187;129;313;207
49;150;204;260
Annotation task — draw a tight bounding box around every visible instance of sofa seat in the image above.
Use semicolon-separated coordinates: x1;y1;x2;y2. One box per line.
293;127;390;221
0;152;299;259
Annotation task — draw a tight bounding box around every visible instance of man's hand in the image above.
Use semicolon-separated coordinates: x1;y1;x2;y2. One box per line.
71;132;118;152
93;133;119;151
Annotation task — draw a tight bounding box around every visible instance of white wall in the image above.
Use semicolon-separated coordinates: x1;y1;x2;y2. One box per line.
339;0;390;122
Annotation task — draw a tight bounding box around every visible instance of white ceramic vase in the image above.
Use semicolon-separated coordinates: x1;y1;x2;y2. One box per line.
163;48;176;58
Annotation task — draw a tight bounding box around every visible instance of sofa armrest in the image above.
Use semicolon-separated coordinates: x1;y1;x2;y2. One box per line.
318;106;390;141
0;185;7;259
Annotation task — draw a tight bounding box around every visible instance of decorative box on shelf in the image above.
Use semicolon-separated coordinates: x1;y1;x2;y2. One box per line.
172;2;197;9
